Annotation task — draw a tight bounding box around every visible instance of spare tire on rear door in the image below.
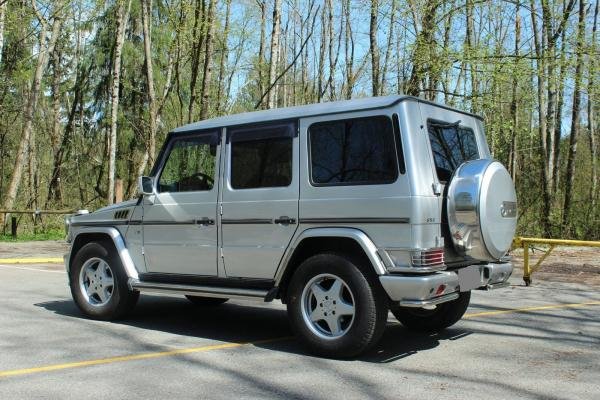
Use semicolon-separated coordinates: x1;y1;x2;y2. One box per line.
446;159;517;262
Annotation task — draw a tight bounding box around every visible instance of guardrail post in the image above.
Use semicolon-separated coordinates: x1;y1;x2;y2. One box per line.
523;241;531;286
11;216;17;239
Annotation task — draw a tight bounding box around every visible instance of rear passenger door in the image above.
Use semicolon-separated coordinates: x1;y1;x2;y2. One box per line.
220;121;299;279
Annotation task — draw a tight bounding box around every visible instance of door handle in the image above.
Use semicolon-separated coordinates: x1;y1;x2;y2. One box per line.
273;216;296;225
195;217;215;226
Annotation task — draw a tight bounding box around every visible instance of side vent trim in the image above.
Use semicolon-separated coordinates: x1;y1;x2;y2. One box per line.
113;209;131;220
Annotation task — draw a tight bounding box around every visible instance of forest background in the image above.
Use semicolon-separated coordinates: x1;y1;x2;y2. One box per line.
0;0;598;239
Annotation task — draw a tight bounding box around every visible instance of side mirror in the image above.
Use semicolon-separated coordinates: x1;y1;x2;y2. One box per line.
138;176;154;195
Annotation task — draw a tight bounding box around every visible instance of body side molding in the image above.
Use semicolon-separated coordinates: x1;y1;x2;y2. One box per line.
273;227;387;286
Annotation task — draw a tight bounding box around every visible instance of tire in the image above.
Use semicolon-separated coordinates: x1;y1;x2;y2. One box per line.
286;253;388;358
69;241;139;320
185;296;228;306
390;291;471;333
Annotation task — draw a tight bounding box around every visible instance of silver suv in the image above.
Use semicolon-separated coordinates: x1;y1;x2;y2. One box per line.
65;95;517;357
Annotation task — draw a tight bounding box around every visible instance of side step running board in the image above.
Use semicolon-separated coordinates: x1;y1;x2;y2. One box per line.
129;279;269;302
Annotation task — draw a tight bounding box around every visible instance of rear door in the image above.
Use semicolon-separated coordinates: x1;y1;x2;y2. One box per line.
220;121;299;279
418;103;488;261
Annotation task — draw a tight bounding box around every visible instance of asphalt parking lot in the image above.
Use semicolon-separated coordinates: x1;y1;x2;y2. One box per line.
0;260;599;399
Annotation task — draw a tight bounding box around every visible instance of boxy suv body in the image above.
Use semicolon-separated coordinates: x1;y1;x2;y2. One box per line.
65;95;517;357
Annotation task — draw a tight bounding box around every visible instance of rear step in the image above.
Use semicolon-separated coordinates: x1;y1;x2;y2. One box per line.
129;279;270;301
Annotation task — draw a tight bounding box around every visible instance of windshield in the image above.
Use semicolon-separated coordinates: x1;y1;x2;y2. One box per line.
427;119;479;182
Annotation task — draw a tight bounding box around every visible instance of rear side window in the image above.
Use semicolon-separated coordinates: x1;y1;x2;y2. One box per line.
229;122;294;189
427;119;479;182
309;116;399;185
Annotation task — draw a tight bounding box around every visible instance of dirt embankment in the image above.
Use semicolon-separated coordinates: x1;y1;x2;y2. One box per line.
510;246;600;286
0;241;68;259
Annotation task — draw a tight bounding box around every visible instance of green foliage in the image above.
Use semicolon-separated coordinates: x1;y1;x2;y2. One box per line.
0;0;598;240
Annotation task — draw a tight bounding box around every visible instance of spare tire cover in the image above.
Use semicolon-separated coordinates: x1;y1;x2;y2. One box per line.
447;159;517;261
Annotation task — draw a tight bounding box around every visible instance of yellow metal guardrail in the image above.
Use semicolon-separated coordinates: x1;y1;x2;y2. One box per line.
512;237;600;286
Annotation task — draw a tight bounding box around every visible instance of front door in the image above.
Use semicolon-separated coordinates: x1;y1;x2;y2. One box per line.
142;130;220;276
220;121;299;279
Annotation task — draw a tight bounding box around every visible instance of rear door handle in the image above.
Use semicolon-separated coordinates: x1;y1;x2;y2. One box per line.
195;217;215;226
273;216;296;225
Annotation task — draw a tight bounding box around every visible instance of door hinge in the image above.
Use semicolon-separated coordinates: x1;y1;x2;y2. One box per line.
219;203;223;215
142;246;145;255
219;247;224;258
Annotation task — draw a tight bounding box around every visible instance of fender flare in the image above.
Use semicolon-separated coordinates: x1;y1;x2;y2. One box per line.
274;227;387;286
67;227;139;280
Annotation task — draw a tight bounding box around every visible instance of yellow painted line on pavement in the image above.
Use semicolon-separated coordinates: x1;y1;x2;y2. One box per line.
0;337;292;378
464;300;600;319
0;257;63;264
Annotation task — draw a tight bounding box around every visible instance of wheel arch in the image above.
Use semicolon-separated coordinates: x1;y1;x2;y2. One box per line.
274;228;387;302
67;227;139;281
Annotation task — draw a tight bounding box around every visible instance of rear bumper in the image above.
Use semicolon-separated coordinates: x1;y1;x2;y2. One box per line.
379;262;513;307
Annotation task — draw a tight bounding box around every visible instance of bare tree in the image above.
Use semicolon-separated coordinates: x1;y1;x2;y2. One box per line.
369;0;380;96
136;0;158;178
267;0;281;109
107;0;132;204
199;0;216;120
563;0;587;231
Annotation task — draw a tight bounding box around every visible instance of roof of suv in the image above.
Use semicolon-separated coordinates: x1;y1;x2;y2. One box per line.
172;95;481;133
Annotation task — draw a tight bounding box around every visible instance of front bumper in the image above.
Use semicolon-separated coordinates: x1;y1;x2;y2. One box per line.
379;262;513;308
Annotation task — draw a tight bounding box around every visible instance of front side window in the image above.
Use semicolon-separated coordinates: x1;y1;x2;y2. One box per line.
427;119;479;182
229;123;294;189
158;134;218;193
309;116;399;185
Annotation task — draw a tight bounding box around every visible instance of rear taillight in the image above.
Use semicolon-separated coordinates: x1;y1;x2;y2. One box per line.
411;248;444;267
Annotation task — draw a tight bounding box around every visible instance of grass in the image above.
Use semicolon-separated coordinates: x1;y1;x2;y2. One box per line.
0;228;65;242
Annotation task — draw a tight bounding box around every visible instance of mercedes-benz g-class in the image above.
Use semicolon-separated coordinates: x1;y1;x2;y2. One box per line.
65;95;516;357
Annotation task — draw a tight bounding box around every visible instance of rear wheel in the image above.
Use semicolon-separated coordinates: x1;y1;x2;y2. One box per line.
390;291;471;333
185;296;228;306
286;253;387;358
70;241;139;320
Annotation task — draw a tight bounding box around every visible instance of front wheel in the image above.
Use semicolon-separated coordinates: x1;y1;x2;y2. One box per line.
70;241;139;320
390;291;471;333
286;253;388;358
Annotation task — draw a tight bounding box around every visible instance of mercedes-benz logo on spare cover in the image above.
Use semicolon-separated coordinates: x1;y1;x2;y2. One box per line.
500;201;517;218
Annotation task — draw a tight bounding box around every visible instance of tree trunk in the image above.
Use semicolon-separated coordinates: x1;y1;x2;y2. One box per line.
107;0;132;205
530;0;551;235
0;1;6;66
47;65;89;208
369;0;380;96
381;0;396;96
187;0;206;123
257;0;266;106
1;6;62;223
343;0;355;99
267;0;281;109
589;0;599;208
406;0;437;97
136;0;158;177
562;0;586;232
509;1;521;182
316;6;326;101
199;0;215;120
216;0;232;115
